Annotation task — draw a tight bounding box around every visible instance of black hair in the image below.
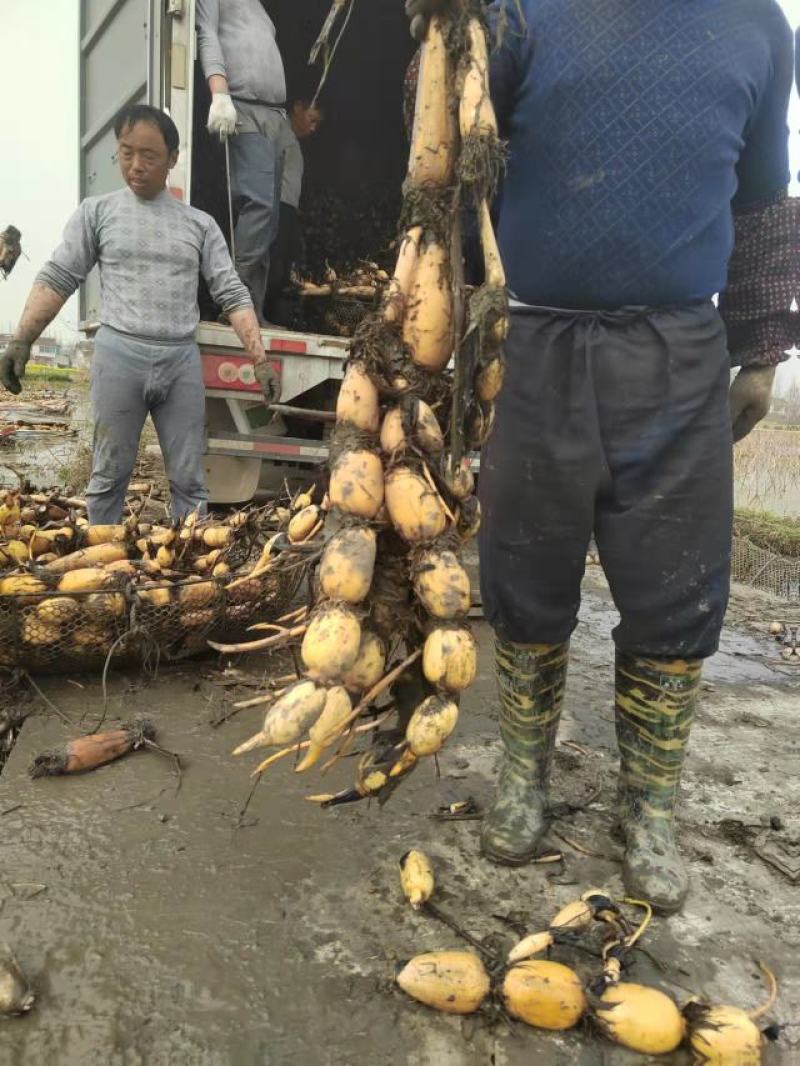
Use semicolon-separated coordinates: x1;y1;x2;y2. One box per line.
113;104;179;154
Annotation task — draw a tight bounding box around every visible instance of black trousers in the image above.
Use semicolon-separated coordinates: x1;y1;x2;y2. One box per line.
478;301;733;660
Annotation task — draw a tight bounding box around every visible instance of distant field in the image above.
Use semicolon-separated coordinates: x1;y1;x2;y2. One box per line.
25;363;77;382
734;427;800;519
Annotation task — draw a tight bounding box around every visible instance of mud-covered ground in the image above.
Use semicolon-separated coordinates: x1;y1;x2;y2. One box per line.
0;571;798;1065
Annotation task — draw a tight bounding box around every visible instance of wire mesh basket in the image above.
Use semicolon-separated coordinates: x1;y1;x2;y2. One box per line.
0;565;303;674
732;535;800;603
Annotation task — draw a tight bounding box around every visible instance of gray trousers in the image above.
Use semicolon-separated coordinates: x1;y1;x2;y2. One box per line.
230;102;285;323
86;326;208;524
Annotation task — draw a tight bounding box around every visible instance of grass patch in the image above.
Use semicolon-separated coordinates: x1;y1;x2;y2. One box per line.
56;441;94;495
26;364;76;383
734;509;800;558
734;427;800;515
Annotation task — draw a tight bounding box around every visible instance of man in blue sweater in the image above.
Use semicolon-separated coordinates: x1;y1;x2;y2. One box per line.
407;0;797;912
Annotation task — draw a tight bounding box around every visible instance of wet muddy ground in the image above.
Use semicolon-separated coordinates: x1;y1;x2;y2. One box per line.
0;382;88;490
0;571;798;1065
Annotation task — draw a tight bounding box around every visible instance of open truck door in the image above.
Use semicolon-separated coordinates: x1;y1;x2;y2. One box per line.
79;0;174;325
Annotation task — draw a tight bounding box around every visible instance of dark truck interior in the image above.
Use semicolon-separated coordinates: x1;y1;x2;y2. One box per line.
192;0;416;332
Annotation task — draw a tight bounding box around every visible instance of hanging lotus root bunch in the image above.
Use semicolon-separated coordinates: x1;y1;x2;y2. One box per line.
221;1;507;807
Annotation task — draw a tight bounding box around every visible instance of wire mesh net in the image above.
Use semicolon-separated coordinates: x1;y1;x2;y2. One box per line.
0;565;303;673
732;535;800;603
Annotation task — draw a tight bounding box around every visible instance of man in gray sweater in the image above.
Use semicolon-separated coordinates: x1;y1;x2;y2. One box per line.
197;0;287;324
0;105;278;524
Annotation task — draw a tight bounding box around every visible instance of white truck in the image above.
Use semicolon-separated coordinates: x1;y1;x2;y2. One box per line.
78;0;413;504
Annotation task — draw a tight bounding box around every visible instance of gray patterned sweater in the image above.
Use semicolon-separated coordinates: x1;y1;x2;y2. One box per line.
37;188;252;340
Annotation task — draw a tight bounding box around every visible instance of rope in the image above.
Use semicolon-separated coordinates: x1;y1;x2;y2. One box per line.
310;0;357;111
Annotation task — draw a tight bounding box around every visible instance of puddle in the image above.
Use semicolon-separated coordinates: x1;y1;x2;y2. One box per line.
0;383;91;488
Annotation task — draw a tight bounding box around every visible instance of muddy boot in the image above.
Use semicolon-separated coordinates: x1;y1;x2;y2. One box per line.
481;640;569;865
615;652;702;914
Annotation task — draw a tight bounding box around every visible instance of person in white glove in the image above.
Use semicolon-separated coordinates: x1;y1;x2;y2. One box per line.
207;90;237;139
197;0;288;325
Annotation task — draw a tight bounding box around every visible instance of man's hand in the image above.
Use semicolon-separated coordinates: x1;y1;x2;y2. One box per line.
0;340;31;395
254;359;281;405
729;365;776;443
405;0;447;41
207;93;237;139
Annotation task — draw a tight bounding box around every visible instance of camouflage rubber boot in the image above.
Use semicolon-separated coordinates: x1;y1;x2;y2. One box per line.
480;640;569;866
615;652;702;914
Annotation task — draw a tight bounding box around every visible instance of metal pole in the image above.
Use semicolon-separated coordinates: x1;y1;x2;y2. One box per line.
224;136;236;263
266;404;337;423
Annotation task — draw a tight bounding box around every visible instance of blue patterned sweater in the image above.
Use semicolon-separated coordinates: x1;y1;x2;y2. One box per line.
489;0;794;309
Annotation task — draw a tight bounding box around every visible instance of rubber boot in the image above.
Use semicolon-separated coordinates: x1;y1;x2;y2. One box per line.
481;640;569;865
615;652;702;914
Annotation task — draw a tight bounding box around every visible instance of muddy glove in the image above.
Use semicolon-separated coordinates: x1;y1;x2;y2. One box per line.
405;0;447;41
254;360;281;405
0;340;31;396
729;365;776;443
207;93;237;139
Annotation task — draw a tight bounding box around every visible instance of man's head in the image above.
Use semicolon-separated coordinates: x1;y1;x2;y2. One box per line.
290;100;324;140
114;104;179;200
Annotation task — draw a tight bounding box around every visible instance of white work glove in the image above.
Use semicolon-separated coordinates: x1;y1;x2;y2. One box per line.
207;93;237;139
729;365;776;443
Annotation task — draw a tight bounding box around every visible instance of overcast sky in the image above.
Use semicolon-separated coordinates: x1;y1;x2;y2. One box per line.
0;0;798;379
1;1;79;339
